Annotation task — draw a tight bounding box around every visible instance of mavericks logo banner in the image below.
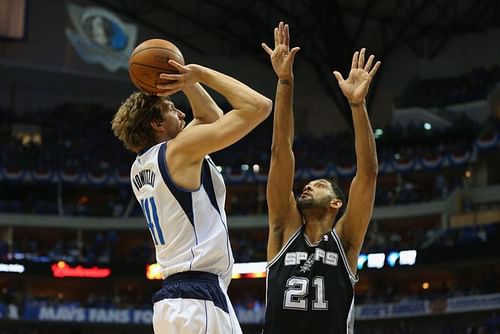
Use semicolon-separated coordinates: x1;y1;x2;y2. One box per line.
65;2;137;72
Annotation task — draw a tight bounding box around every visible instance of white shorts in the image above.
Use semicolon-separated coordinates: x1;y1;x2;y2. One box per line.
152;271;242;334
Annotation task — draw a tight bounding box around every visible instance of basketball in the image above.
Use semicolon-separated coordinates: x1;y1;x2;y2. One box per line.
128;39;185;94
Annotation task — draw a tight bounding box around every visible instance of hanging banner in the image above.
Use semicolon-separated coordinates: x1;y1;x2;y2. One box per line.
65;2;137;72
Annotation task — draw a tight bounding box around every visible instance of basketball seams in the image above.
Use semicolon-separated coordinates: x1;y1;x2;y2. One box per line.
130;47;183;61
129;64;177;92
128;39;184;94
129;63;180;73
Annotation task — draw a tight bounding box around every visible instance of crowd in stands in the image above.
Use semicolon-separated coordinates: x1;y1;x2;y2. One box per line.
0;169;469;216
1;274;498;329
396;65;500;107
362;212;500;253
0;228;154;264
1;217;498;265
1;101;497;216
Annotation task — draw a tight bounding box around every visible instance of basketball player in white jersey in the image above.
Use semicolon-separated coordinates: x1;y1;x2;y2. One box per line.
112;61;272;333
261;22;380;333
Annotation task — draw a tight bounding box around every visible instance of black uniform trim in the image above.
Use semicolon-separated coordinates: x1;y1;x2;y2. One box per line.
331;229;358;283
157;143;196;226
267;227;302;268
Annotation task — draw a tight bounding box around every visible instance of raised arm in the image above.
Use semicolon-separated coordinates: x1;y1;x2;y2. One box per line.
262;22;302;260
155;62;272;189
182;83;224;127
158;78;223;127
333;48;381;274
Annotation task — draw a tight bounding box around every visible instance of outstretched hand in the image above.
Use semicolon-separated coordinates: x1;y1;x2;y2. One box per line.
261;21;300;80
333;48;381;104
156;61;202;96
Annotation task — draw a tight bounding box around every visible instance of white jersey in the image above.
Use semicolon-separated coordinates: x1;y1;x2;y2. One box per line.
130;142;234;288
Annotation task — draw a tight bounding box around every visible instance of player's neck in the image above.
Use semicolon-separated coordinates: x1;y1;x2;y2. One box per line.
303;216;334;244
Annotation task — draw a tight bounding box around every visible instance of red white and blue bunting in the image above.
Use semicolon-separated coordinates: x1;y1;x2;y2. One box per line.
1;132;498;186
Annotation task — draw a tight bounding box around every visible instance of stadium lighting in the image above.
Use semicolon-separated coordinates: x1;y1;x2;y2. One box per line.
387;252;399;267
252;164;260;173
399;250;417;265
146;249;417;280
241;164;249;171
424;122;432;130
146;263;162;280
367;253;385;269
374;128;384;139
357;254;368;270
232;261;267;279
0;263;25;273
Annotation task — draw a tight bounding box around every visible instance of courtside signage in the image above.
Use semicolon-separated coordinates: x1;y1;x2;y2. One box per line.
0;262;25;273
51;261;111;278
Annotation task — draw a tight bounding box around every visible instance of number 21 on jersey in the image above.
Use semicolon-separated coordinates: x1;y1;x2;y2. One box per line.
283;276;328;310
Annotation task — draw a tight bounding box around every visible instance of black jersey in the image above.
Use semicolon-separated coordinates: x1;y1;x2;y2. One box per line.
263;226;357;334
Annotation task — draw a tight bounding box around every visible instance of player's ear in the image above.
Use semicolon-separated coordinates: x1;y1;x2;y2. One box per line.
330;198;342;209
150;119;164;131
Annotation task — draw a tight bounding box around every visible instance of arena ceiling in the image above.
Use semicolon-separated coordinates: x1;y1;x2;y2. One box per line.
91;0;500;125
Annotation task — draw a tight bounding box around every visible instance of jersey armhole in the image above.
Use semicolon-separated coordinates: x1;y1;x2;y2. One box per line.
266;226;302;269
331;229;359;284
158;142;202;193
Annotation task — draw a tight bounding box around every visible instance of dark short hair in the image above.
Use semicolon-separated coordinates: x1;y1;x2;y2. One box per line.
324;178;346;222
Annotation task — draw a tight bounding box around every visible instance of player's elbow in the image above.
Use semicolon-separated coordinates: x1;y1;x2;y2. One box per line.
367;164;379;179
270;144;293;158
255;97;273;119
240;96;272;125
358;162;378;181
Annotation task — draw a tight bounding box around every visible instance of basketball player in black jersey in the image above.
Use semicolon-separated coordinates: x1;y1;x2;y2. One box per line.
261;22;381;333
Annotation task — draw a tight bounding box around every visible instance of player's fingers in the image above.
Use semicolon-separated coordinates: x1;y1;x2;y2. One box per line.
369;61;382;77
288;47;300;64
364;55;374;72
166;88;182;95
167;60;185;71
274;27;279;48
261;43;273;56
333;71;344;83
159;73;183;80
358;48;366;69
155;90;171;97
351;51;359;69
284;23;290;47
278;21;284;45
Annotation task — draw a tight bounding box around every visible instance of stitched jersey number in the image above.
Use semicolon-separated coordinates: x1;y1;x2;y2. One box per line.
283;276;328;310
140;196;165;245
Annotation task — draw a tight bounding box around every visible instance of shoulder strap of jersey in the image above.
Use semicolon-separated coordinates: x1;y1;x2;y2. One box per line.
331;229;359;284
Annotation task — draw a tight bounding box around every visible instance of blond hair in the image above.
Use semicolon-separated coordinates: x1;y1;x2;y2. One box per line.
111;92;169;153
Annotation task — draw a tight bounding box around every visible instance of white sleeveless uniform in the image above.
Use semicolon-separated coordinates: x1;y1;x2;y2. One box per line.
131;142;242;334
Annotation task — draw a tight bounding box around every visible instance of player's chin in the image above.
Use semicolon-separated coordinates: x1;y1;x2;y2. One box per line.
297;197;312;209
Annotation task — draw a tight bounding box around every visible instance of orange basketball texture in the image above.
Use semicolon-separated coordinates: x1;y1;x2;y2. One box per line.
128;39;185;94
